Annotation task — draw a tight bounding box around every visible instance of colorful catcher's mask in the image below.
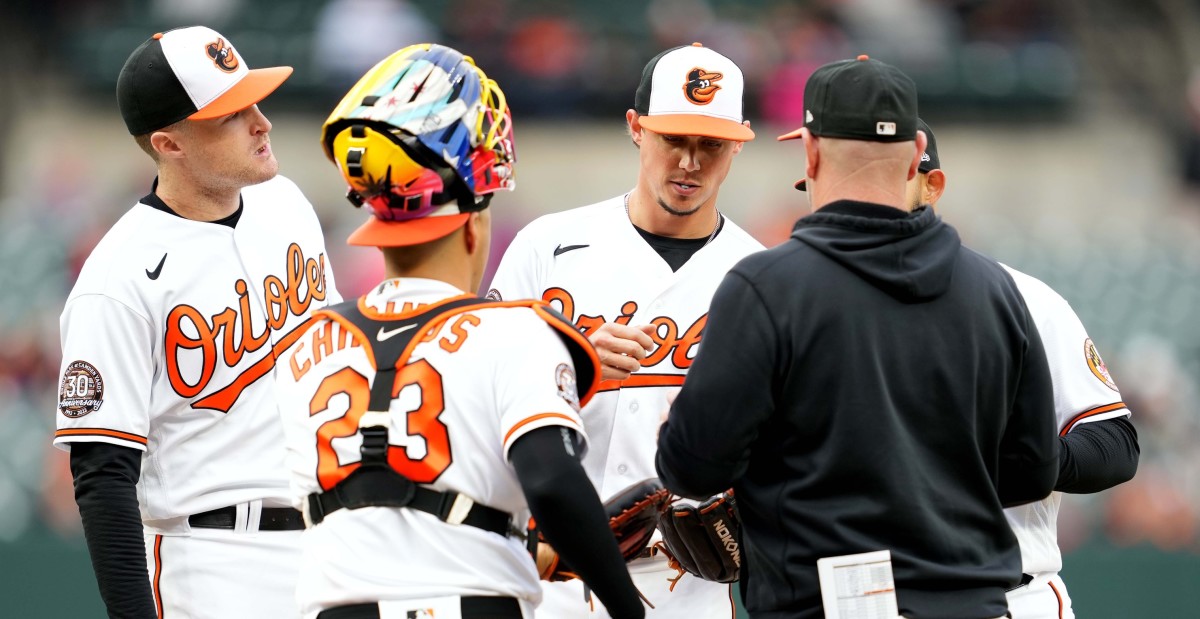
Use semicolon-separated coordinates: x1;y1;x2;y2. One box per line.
320;44;515;246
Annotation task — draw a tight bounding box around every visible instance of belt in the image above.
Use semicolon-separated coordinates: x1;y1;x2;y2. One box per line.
188;506;305;531
316;597;521;619
1005;573;1035;592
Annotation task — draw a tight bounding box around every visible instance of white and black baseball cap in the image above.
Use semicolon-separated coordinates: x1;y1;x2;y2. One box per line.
117;26;293;135
634;43;755;142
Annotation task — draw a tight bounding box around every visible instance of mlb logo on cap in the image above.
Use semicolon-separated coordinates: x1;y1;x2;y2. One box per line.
117;26;293;135
634;43;755;142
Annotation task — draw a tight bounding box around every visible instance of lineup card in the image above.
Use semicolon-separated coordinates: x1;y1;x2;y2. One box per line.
816;550;901;619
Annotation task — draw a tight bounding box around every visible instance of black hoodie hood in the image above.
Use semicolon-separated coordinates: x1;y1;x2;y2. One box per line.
792;201;960;302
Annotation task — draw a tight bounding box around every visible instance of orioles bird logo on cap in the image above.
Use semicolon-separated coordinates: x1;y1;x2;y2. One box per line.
684;67;722;105
206;38;240;73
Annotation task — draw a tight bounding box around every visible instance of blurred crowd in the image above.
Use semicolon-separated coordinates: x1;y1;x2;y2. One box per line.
1;0;1198;567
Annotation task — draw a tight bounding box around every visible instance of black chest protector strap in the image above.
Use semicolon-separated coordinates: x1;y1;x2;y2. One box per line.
303;296;512;536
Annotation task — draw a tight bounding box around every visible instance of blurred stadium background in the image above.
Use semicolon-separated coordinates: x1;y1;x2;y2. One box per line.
2;0;1199;616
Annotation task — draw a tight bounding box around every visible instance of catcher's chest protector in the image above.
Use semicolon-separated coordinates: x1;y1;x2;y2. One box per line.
303;296;517;533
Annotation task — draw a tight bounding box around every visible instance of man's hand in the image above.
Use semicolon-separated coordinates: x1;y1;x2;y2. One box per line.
588;323;656;381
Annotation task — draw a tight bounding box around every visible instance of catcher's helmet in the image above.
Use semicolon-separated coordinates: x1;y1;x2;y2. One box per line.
320;44;515;246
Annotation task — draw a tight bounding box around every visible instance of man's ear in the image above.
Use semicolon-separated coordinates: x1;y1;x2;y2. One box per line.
463;212;481;254
732;122;753;155
150;129;186;160
732;121;752;154
908;130;928;181
626;109;643;148
923;169;947;206
801;128;819;186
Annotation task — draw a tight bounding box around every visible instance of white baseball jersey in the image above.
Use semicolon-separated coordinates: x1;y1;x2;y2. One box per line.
277;278;592;617
1002;264;1129;578
54;175;341;522
488;195;762;617
490;196;763;498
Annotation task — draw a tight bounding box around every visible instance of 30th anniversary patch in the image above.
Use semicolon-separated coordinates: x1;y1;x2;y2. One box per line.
59;360;105;418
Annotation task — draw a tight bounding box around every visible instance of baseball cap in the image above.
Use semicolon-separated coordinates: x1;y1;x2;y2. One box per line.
778;54;917;143
634;43;755;142
117;26;293;135
784;55;919;190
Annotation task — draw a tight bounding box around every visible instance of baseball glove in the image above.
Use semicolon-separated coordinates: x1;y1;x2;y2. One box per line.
654;490;741;588
529;478;671;581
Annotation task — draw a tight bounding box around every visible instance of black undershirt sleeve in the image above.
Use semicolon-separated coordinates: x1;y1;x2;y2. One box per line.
1056;416;1140;494
509;426;645;619
69;442;157;619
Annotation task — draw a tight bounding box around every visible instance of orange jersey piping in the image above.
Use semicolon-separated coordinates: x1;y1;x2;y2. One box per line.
1060;402;1127;436
153;534;164;618
504;412;582;445
54;428;148;445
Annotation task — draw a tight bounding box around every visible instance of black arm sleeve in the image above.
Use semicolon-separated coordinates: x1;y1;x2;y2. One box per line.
1056;416;1140;494
509;426;645;619
69;442;157;619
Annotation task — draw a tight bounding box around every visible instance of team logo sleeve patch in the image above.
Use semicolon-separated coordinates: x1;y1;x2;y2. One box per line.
556;363;580;412
1084;338;1119;392
58;360;105;418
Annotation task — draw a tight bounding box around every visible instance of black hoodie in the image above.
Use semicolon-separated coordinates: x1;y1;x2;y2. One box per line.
656;201;1058;619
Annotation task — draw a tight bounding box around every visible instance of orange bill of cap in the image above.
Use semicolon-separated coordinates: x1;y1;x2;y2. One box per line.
776;126;805;141
190;66;294;120
347;213;471;247
639;114;755;141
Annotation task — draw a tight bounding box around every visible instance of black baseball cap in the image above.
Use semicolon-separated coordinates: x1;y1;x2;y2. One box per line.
917;118;939;173
784;55;920;191
634;43;754;141
778;54;917;143
117;26;293;135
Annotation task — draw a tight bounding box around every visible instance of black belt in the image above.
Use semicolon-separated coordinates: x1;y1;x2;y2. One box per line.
1005;573;1035;592
189;506;305;531
316;597;521;619
306;467;511;537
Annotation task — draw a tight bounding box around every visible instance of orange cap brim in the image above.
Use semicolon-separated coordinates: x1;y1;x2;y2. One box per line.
639;114;755;141
347;213;470;247
776;126;805;141
189;66;294;120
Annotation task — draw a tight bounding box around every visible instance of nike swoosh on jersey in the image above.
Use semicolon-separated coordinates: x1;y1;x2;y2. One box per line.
146;253;167;280
377;323;417;341
554;244;589;257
